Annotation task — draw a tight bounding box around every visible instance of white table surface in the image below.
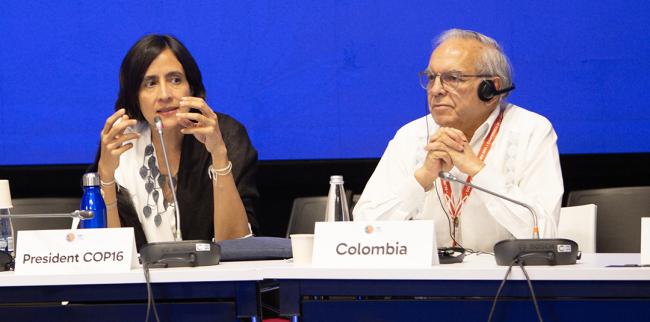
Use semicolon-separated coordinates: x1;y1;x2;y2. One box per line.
1;254;648;288
0;260;278;287
261;253;650;281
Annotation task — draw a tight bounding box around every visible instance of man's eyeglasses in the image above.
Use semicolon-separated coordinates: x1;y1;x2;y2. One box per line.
418;71;492;91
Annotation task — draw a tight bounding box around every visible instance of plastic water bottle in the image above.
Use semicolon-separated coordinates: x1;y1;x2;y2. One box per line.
324;175;351;222
0;180;14;254
80;173;107;228
0;209;13;254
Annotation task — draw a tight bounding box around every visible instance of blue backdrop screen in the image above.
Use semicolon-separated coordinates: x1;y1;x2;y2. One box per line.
1;1;648;165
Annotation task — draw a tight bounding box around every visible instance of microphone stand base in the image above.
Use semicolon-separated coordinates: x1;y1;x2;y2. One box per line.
494;238;580;266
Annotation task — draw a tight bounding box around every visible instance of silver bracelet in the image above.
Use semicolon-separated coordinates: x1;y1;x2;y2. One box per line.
100;178;116;187
208;161;233;180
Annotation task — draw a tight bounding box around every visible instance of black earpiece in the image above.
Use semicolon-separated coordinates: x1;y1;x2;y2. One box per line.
477;79;515;102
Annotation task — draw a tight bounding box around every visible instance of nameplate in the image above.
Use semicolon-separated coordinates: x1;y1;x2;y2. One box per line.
312;221;436;268
15;228;138;275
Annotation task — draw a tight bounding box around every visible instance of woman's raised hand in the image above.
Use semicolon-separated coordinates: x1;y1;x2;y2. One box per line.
98;108;140;180
177;97;227;158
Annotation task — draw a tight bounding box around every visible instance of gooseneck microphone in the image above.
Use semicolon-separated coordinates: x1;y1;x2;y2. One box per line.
0;210;94;220
439;171;539;238
136;118;221;271
438;171;579;265
153;116;182;240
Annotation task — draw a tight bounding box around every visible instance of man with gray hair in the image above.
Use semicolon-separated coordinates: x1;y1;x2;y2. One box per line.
353;29;563;253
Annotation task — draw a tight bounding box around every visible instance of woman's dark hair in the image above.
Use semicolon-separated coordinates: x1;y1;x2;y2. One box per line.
115;34;206;121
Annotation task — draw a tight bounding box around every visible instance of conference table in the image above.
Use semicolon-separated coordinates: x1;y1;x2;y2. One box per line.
268;253;650;322
0;261;264;322
1;254;649;322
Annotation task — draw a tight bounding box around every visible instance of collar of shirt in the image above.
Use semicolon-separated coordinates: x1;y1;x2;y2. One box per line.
468;102;507;146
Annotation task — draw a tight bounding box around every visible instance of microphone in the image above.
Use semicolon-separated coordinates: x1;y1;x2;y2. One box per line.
439;171;539;238
0;210;94;220
153;116;182;240
438;171;578;266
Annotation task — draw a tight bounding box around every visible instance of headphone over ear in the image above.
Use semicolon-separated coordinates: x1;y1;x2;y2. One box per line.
477;79;515;102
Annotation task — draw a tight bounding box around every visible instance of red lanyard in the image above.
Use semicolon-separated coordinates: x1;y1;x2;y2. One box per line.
440;108;505;233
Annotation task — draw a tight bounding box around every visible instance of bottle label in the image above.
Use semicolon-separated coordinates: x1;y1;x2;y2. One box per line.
6;236;13;252
325;184;351;222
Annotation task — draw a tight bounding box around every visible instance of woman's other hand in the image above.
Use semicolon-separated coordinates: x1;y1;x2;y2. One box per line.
177;97;228;161
98;108;139;179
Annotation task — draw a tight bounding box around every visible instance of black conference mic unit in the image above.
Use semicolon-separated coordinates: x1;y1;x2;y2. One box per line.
438;171;579;266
